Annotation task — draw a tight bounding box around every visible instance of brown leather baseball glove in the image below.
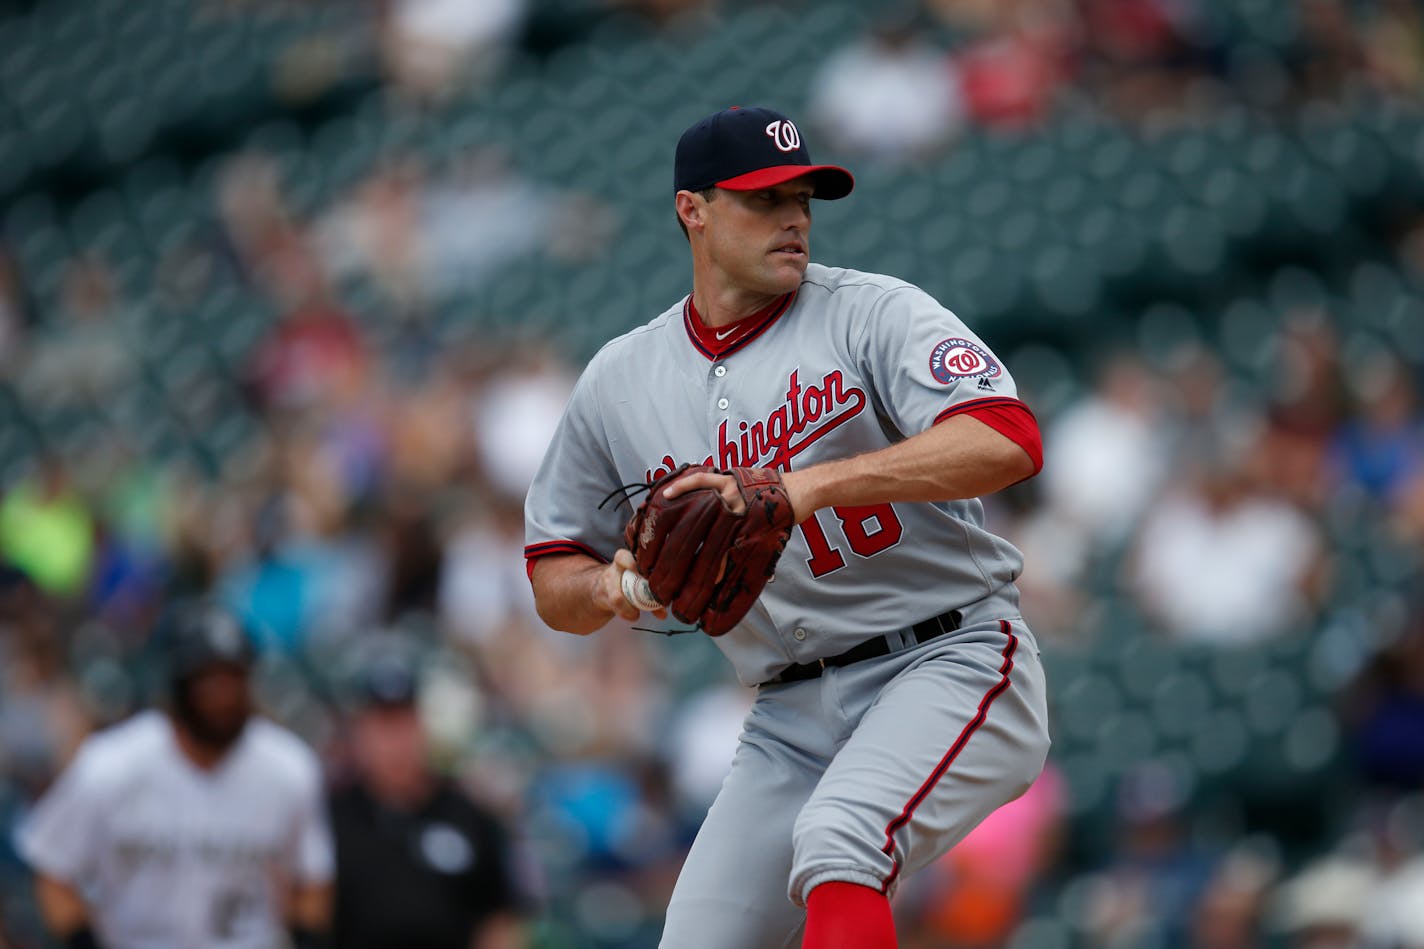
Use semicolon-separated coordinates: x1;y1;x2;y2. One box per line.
623;465;796;636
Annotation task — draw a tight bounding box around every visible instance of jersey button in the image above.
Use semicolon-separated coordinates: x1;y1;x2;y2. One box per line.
714;365;727;377
717;398;729;410
793;627;807;640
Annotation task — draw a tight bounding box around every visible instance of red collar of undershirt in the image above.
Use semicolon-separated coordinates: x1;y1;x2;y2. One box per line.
683;292;796;360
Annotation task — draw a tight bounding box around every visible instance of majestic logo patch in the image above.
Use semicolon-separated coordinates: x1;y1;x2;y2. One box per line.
765;120;801;153
930;338;1001;384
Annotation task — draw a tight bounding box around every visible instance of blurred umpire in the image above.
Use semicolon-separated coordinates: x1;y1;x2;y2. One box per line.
18;599;334;948
328;648;529;949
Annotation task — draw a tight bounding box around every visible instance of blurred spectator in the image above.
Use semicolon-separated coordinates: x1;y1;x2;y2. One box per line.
247;292;371;415
438;497;537;646
525;753;685;936
15;255;137;409
661;682;752;820
1342;605;1424;790
79;444;180;638
1040;352;1169;550
1328;353;1422;507
472;344;575;502
1269;855;1375;948
164;471;254;600
1289;0;1368;102
1079;762;1218;947
380;0;526;100
1003;502;1093;633
315;156;430;311
1362;795;1424;946
1362;0;1424;91
1075;0;1202;118
1159;343;1256;474
1128;439;1326;643
0;456;95;600
384;359;475;491
808;10;966;164
420;148;615;293
0;567;89;798
219;480;385;653
328;647;529;949
1271;796;1424;948
17;601;333;949
214;153;314;306
318;148;614;303
1190;845;1278;949
375;484;444;620
1259;310;1349;511
949;1;1073;129
1399;469;1424;543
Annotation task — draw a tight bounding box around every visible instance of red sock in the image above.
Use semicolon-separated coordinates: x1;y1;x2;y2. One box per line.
802;881;897;949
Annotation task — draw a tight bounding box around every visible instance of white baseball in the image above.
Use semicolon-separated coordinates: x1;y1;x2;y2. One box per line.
621;570;662;611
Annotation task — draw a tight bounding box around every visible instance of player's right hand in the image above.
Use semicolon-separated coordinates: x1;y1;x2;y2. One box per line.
599;549;668;621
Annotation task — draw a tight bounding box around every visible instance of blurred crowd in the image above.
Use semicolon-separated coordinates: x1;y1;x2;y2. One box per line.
807;0;1424;163
377;0;1424;159
1;0;1423;947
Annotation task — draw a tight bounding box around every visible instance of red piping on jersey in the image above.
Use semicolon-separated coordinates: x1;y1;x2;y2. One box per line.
878;621;1018;893
683;292;795;361
523;540;609;580
934;397;1042;476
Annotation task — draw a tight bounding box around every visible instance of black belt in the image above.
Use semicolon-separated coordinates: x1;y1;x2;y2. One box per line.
762;609;963;686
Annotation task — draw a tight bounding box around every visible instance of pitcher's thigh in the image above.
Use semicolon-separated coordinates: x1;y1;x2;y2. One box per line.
789;630;1050;905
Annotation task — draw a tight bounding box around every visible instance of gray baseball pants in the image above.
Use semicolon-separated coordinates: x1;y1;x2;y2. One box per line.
659;618;1051;949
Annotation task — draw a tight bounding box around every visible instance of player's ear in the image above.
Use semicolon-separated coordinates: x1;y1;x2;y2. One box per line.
675;190;705;236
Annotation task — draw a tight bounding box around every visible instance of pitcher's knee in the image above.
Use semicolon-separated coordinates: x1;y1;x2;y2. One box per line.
788;802;890;907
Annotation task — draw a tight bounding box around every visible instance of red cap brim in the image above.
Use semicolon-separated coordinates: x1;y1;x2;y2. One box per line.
716;164;855;200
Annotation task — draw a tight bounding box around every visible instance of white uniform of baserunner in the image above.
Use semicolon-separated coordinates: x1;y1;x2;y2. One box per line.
19;602;333;949
21;712;330;948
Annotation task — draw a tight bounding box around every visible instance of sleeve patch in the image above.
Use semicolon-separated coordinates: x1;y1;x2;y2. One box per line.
930;338;1001;384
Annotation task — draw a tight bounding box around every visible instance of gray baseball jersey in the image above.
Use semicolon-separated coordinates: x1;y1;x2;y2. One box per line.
19;710;333;949
527;263;1027;687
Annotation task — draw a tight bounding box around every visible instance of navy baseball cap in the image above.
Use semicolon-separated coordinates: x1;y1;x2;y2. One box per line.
674;106;854;200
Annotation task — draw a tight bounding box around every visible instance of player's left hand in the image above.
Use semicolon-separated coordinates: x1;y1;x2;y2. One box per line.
661;469;744;512
663;468;812;522
624;465;797;636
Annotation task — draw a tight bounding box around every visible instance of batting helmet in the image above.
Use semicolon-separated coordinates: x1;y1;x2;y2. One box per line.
161;599;257;684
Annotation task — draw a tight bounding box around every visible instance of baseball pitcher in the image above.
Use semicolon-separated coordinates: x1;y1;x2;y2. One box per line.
525;106;1051;949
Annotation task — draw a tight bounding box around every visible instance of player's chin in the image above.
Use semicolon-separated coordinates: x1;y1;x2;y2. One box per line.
764;254;807;289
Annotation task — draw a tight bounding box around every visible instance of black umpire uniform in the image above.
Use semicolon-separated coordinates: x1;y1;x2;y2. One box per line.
328;654;527;949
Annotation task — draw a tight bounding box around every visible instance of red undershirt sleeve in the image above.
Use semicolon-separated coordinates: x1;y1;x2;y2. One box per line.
934;398;1043;477
524;541;609;581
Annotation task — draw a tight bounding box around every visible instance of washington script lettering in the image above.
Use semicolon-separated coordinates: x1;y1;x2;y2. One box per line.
646;368;867;480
